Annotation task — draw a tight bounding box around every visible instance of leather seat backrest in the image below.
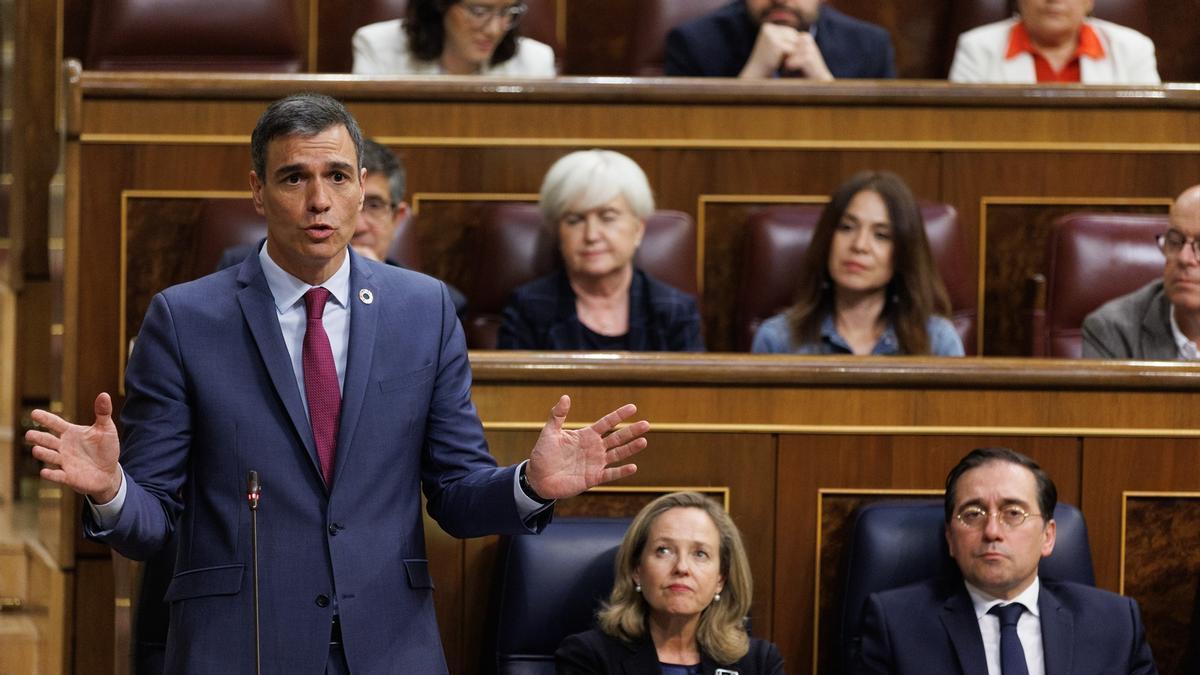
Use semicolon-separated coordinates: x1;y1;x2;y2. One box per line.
626;0;731;75
465;202;698;349
1036;212;1166;358
84;0;303;72
489;517;632;675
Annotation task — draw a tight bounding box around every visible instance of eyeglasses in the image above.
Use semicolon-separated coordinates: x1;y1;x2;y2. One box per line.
954;505;1043;530
362;196;394;218
457;2;527;28
1156;231;1200;259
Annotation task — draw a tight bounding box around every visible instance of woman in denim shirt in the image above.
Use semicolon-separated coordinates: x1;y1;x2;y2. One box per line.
752;171;963;356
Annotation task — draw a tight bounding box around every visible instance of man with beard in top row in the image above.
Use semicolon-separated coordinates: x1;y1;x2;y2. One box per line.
665;0;895;80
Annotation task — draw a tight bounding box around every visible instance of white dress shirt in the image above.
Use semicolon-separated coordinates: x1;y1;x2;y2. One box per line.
1169;305;1200;360
966;578;1046;675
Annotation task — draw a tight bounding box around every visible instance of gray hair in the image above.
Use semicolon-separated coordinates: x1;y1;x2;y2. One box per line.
250;93;364;179
538;150;654;224
361;138;406;204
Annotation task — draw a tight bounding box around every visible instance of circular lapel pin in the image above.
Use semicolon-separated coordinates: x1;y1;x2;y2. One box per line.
358;289;374;305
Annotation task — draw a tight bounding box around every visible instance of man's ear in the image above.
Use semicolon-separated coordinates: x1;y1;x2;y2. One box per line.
392;200;410;226
1040;518;1057;559
249;171;266;216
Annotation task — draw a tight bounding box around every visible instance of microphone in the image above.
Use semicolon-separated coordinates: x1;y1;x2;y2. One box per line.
247;470;262;675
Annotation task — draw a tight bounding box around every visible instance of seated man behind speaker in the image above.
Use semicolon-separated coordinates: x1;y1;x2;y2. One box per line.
949;0;1159;84
498;150;704;351
1082;185;1200;359
857;447;1156;675
665;0;895;80
219;138;468;318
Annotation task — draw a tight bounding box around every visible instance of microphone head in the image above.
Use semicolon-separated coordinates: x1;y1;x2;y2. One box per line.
247;470;261;508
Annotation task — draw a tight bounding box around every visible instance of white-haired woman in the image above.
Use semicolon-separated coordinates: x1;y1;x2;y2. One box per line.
498;150;704;351
556;492;784;674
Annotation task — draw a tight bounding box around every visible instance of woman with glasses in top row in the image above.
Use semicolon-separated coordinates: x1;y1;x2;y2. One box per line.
353;0;555;77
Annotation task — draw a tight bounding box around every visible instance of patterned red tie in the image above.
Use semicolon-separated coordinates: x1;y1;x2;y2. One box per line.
303;287;340;485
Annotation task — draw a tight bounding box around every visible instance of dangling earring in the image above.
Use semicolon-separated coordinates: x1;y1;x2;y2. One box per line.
713;592;721;603
635;582;642;593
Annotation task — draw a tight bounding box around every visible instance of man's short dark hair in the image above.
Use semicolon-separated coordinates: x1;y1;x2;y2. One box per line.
943;447;1058;524
250;93;364;179
361;139;405;205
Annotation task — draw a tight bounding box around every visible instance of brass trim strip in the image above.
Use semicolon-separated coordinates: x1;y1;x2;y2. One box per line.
82;134;249;145
976;195;1174;354
39;487;62;500
48;238;64;251
410;192;538;217
0;238;9;249
49;401;63;413
1118;490;1200;594
79;134;1200;154
114;597;131;608
584;485;731;512
813;488;945;673
481;421;1200;437
50;323;63;336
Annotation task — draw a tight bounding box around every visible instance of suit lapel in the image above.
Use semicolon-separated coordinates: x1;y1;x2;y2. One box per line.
1039;584;1075;674
940;587;988;675
331;253;378;487
623;636;661;674
235;255;319;472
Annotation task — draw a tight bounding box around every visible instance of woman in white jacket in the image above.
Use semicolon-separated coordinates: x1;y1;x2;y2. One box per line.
353;0;555;77
949;0;1159;84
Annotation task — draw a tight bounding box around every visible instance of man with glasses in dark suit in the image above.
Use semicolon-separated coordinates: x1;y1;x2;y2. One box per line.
1083;185;1200;359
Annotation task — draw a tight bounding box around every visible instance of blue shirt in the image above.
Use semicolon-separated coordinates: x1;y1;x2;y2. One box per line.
751;312;965;356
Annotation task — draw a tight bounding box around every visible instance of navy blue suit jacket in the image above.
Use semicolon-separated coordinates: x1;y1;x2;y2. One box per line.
856;577;1157;675
498;268;704;351
665;1;895;78
85;249;543;673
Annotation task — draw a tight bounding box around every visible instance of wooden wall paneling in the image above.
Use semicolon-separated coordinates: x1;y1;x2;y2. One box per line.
26;541;70;673
941;150;1200;355
1081;437;1200;596
982;199;1171;356
774;434;1079;674
73;556;115;673
562;0;638;75
1146;1;1200;84
1121;493;1200;675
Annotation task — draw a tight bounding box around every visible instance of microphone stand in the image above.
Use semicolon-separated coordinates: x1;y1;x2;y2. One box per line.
247;470;262;675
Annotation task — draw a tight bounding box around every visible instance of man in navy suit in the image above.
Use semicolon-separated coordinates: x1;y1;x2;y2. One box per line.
857;448;1157;675
665;0;895;80
26;94;650;674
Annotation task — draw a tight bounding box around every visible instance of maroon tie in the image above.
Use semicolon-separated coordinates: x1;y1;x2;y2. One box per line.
303;287;340;485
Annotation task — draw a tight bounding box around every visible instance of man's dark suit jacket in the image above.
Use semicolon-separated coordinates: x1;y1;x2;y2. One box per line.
218;241;469;319
856;577;1158;675
84;249;544;673
665;1;896;78
498;268;705;351
556;628;785;674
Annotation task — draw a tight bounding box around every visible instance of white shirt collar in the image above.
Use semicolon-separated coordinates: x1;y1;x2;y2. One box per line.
1168;304;1200;360
965;576;1041;620
259;241;352;313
